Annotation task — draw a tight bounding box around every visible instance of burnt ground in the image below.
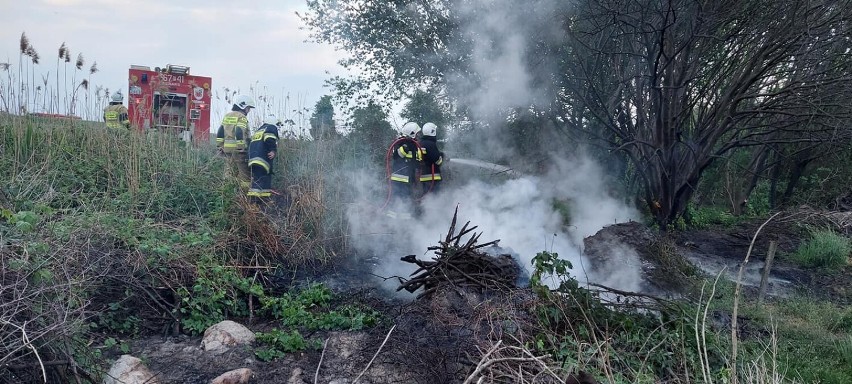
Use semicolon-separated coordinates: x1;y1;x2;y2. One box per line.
673;217;852;304
109;212;852;384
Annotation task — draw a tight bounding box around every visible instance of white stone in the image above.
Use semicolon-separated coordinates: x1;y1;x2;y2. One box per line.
210;368;254;384
201;320;256;354
103;355;160;384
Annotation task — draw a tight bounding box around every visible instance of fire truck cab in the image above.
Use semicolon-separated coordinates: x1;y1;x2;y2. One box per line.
127;64;212;143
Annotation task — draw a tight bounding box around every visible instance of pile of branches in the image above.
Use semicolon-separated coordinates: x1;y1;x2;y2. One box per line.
397;208;521;297
0;238;113;384
779;207;852;236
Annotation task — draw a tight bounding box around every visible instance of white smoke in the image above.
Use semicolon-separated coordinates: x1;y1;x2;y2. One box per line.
345;0;645;297
445;0;565;121
345;155;642;296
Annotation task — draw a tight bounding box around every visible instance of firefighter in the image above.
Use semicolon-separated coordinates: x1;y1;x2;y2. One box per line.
418;122;444;195
247;114;281;200
216;95;255;185
103;92;130;129
389;122;421;207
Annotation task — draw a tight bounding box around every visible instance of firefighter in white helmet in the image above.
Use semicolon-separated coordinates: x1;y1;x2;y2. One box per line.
247;114;281;201
216;95;256;184
103;91;130;129
388;122;422;208
418;122;444;194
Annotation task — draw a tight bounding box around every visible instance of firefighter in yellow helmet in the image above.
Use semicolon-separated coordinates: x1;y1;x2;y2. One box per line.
418;122;444;194
247;114;281;200
216;95;255;185
103;92;130;129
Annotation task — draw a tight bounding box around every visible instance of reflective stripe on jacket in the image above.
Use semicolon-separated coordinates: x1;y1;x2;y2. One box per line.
418;136;443;182
247;123;280;174
104;104;128;129
216;111;249;153
391;138;420;183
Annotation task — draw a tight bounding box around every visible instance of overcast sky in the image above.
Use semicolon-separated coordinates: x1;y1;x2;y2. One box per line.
1;0;346;124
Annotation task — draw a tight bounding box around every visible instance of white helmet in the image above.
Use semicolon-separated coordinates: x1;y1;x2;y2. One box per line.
422;122;437;137
401;122;421;138
263;114;282;126
110;92;123;103
233;95;256;111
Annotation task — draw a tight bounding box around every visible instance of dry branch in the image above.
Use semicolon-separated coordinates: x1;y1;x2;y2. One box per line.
397;207;519;297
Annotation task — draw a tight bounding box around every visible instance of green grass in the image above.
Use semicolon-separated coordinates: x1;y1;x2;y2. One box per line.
702;283;852;383
0;115;376;380
789;229;851;269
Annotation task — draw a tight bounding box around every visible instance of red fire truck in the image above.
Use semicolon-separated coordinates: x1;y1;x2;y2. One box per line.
127;64;212;143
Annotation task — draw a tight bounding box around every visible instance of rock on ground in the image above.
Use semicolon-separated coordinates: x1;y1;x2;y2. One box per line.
202;320;256;354
103;354;160;384
210;368;254;384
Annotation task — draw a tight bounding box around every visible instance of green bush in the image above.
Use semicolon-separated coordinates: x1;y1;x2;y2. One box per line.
791;229;851;269
684;205;738;229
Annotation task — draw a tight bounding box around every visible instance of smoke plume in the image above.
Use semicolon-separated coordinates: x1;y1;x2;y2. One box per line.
347;0;644;297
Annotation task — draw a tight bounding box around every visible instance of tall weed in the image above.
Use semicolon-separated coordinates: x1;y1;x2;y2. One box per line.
790;228;851;269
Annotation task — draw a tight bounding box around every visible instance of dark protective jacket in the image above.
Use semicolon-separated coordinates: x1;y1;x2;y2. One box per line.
216;106;250;153
390;137;420;183
247;123;280;174
103;103;129;129
418;136;443;182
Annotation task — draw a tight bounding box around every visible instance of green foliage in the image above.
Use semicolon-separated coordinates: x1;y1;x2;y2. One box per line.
0;72;364;378
177;264;261;335
98;301;141;335
348;101;396;166
309;95;337;140
684;205;738;229
255;329;318;361
7;210;39;232
505;107;567;161
837;335;852;366
703;287;852;383
103;337;131;355
551;199;572;227
400;89;449;128
529;250;574;295
528;248;718;383
788;158;852;208
253;283;380;360
261;283;379;331
789;228;851;269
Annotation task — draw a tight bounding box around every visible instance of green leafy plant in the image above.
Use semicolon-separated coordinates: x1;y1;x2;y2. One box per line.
254;329;319;361
177;264;261;335
530;250;574;296
99;301;141;335
5;210;39;232
252;284;381;360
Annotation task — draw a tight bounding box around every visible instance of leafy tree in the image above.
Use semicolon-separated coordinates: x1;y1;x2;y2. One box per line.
303;0;852;228
560;0;852;227
348;101;396;166
400;90;449;129
309;95;337;140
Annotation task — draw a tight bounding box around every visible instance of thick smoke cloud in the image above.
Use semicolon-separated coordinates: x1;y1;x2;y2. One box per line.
346;156;642;297
346;0;644;297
